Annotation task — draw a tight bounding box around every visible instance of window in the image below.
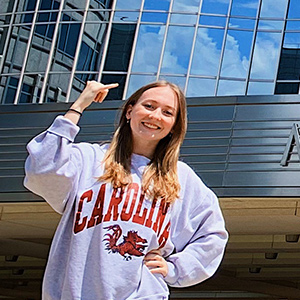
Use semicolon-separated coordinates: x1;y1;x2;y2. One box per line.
104;24;136;72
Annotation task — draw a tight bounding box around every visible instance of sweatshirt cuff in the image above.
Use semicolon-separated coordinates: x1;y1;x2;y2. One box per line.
164;261;178;285
47;116;80;142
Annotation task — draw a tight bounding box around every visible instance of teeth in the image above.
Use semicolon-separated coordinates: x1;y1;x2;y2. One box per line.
144;122;159;129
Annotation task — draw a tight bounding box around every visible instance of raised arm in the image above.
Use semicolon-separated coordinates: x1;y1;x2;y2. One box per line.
64;81;118;125
24;81;118;213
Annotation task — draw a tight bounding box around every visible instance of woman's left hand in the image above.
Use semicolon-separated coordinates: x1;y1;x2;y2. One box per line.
144;250;168;277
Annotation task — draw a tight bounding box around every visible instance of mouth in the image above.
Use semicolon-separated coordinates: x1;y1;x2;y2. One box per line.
142;122;161;130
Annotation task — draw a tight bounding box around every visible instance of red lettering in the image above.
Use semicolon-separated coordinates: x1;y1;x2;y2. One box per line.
103;188;123;222
74;189;93;234
132;193;148;225
121;183;139;221
87;184;106;228
145;198;157;228
158;221;170;249
152;199;170;235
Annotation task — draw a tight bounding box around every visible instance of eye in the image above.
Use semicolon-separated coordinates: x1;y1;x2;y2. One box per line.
144;103;154;109
163;110;174;116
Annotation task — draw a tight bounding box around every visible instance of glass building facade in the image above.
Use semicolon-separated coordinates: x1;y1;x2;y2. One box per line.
0;0;300;103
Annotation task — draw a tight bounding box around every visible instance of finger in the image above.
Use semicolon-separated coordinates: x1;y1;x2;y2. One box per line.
144;250;161;258
148;250;161;255
149;267;163;273
144;254;161;261
144;260;163;268
95;90;108;103
101;83;119;90
149;267;167;277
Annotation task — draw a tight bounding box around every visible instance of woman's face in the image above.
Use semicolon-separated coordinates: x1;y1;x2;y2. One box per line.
126;86;178;152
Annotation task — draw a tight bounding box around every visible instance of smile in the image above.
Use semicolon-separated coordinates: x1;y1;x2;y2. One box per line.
142;122;161;130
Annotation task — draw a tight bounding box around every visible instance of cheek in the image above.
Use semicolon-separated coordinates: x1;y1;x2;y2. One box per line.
167;117;176;129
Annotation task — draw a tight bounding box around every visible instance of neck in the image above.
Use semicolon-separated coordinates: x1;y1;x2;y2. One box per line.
132;139;158;159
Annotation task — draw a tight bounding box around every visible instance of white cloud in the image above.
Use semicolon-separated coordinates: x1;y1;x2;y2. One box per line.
131;26;165;72
190;28;222;76
260;0;288;18
220;34;249;78
172;0;200;11
250;33;282;80
239;1;259;9
160;26;194;74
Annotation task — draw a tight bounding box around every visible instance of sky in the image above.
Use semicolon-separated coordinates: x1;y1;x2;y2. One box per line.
122;0;296;97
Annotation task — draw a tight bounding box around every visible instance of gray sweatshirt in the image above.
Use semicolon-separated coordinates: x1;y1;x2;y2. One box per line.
24;116;228;300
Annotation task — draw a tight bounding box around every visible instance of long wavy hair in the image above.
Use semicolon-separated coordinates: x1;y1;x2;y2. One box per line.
99;80;187;203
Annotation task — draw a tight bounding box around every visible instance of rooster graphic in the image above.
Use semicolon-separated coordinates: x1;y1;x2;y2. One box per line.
103;225;148;260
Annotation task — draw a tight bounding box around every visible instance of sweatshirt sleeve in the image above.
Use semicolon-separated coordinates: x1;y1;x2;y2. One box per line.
164;165;228;287
24;116;82;214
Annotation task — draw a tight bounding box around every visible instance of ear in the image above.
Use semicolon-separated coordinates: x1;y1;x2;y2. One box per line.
126;104;133;120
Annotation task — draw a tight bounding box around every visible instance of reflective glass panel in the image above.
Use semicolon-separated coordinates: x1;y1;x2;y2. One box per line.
75;72;97;84
199;15;226;27
250;32;282;80
5;26;29;72
104;24;136;71
22;0;37;23
132;25;165;72
260;0;288;18
161;26;194;75
221;30;253;78
283;32;300;49
1;76;19;104
63;0;89;9
247;81;274;95
50;49;73;72
277;48;300;80
19;75;37;103
286;21;300;31
115;0;142;10
76;40;102;78
90;0;113;9
114;11;139;22
25;28;51;72
141;12;168;23
45;73;72;102
126;74;156;98
258;20;284;30
84;14;108;45
143;0;171;11
186;77;216;97
287;0;300;18
170;14;197;25
201;0;230;15
172;0;201;13
217;79;246;96
100;74;126;100
190;27;224;76
275;82;299;94
230;0;259;17
1;0;11;14
229;17;255;30
158;75;186;91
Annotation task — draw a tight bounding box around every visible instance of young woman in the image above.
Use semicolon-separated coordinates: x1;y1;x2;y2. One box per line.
24;80;228;300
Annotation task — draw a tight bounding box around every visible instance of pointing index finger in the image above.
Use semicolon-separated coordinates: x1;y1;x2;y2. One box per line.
102;83;119;90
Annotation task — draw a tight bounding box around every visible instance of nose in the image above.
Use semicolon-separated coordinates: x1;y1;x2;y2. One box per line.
149;108;162;121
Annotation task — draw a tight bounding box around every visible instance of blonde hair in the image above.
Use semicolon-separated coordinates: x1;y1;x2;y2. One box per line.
99;81;187;203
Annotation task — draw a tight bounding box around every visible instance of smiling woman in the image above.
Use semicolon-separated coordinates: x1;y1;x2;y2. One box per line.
126;86;178;157
23;80;228;300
